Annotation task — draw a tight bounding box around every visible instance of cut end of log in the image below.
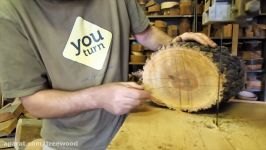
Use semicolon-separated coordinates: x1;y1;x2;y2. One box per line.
143;42;244;112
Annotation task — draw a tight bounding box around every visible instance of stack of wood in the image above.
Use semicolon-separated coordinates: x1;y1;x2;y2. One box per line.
146;0;161;15
154;20;167;32
161;1;180;16
16;118;42;150
213;24;233;38
241;41;263;70
130;42;146;63
0;99;42;150
141;0;183;16
256;24;266;37
0;100;23;137
180;0;193;15
151;20;178;37
240;23;266;38
245;26;255;37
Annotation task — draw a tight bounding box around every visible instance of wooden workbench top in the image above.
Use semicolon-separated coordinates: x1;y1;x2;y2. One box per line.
108;100;266;150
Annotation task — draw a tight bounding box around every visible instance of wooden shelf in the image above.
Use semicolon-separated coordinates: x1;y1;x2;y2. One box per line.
245;89;262;92
242;58;263;60
246;70;264;73
210;37;232;40
129;62;145;65
211;37;266;40
147;15;193;19
131;37;265;41
259;13;266;16
239;37;266;40
198;13;266;17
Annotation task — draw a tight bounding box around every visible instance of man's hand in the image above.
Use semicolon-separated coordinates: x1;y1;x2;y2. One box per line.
93;82;151;115
135;26;217;51
21;82;150;118
172;32;217;48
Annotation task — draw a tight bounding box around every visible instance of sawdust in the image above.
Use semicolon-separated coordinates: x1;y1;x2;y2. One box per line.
182;104;266;150
108;101;266;150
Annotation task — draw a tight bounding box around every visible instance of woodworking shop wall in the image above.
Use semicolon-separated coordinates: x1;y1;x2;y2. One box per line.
129;0;266;102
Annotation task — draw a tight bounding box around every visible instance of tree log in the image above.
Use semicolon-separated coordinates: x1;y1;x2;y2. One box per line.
143;42;244;112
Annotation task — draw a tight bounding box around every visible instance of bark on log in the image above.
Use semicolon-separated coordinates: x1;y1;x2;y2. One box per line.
143;42;244;112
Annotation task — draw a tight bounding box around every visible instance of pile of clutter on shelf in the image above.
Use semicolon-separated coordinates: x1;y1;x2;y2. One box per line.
238;40;264;101
240;22;266;38
130;43;146;63
202;18;266;39
136;0;203;38
240;41;263;90
137;0;196;16
130;0;200;64
130;42;154;63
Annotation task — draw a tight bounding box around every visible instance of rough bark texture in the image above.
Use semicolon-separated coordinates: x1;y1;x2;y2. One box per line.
142;42;244;112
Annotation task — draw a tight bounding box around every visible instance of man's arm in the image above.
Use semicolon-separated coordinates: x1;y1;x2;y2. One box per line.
134;26;217;51
134;26;172;50
21;82;150;118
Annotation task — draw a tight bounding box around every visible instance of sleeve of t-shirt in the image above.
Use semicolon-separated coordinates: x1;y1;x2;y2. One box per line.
125;0;150;34
0;18;49;98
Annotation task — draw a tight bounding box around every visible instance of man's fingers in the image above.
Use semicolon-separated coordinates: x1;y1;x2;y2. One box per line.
189;33;209;46
123;98;143;107
179;32;206;46
121;82;144;90
195;33;217;47
179;32;217;47
172;36;182;43
125;88;151;100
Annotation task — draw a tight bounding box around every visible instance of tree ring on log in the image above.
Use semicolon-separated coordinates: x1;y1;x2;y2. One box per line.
143;42;244;112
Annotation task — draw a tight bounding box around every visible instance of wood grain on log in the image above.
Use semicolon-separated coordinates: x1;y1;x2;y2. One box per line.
143;42;244;112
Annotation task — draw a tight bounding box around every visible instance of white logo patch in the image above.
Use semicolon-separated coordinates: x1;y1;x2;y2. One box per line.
63;17;112;70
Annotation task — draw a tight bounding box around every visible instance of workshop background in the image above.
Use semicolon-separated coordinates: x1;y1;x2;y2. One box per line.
0;0;265;150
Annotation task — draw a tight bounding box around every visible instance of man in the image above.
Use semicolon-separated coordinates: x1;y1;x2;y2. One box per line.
0;0;216;149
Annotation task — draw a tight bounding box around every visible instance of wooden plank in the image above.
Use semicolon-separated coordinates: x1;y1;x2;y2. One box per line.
108;101;266;150
0;118;18;137
0;137;14;149
25;139;43;150
15;119;42;150
0;100;23;123
231;24;239;56
22;113;37;119
207;24;211;37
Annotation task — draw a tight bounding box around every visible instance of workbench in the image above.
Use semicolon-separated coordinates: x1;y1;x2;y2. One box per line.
108;100;266;150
